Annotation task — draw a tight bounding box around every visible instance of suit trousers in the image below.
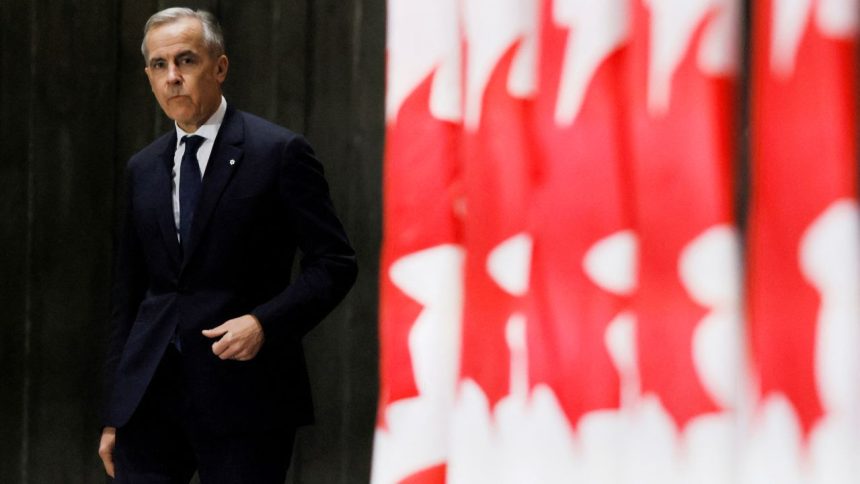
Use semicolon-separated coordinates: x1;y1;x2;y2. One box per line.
113;345;296;484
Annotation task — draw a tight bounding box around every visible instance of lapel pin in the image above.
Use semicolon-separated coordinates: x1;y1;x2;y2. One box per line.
229;159;236;166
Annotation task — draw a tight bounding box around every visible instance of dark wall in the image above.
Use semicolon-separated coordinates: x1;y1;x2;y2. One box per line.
0;1;383;483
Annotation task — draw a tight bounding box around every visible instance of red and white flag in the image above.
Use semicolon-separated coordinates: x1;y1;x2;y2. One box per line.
372;1;464;482
521;0;635;482
623;0;743;482
446;0;540;482
746;0;860;481
375;0;860;482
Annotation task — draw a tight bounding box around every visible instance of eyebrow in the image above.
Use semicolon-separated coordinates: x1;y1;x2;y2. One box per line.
148;50;198;67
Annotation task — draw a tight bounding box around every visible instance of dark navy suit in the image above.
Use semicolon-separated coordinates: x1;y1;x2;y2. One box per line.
103;106;357;445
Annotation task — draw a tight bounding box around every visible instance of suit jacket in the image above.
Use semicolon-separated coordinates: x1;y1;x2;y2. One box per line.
102;106;357;434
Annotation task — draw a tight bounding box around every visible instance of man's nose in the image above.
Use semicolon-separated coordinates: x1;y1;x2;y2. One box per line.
166;64;182;85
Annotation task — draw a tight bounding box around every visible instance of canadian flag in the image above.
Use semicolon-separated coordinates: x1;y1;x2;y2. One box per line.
375;0;860;482
372;1;464;482
623;0;743;482
745;0;860;482
520;0;636;482
446;0;540;482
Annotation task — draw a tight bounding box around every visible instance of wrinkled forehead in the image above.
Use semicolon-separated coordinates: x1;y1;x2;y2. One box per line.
144;17;205;61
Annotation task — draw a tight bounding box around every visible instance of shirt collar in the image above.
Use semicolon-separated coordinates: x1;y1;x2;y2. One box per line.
175;96;228;144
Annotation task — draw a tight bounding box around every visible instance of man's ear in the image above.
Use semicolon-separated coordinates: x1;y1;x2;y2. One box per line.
215;55;229;82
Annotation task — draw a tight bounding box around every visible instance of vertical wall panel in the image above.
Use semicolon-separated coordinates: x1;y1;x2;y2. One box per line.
340;0;384;479
22;1;118;482
0;1;33;482
221;0;281;120
275;0;309;133
289;1;383;482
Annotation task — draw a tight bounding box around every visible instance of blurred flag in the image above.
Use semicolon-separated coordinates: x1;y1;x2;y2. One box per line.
746;0;860;481
446;0;539;481
372;1;464;482
623;1;743;482
375;0;860;482
521;0;635;482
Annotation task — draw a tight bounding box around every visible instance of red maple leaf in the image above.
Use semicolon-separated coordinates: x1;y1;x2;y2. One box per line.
379;70;462;424
459;42;534;407
748;0;858;436
524;1;631;427
626;0;735;428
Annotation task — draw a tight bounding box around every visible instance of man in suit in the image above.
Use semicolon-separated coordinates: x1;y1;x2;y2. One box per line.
97;7;357;483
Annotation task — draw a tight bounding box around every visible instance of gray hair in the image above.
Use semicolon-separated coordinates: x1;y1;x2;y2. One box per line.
141;7;225;60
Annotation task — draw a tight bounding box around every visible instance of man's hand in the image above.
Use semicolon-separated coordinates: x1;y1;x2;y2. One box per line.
98;426;116;478
202;314;265;361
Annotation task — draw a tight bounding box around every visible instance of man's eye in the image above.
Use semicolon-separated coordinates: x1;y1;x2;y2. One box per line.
152;61;165;69
180;57;195;65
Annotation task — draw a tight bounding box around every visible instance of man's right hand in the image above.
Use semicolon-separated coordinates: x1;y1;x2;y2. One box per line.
98;426;117;478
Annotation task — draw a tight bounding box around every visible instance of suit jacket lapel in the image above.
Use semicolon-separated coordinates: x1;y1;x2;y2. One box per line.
181;106;245;272
155;132;182;269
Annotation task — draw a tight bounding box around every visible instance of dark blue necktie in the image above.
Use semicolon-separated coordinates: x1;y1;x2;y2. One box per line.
179;135;205;249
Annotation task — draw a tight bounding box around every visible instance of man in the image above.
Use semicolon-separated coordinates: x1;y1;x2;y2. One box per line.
97;8;357;483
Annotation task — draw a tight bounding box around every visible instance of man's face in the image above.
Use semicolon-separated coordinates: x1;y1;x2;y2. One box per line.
144;17;228;132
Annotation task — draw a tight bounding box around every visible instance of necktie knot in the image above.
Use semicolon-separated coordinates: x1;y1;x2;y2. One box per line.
182;134;205;156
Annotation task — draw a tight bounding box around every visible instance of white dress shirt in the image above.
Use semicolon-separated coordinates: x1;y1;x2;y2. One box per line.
172;96;228;238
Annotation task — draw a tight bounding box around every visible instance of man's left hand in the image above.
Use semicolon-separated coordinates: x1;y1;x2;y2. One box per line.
202;315;265;361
